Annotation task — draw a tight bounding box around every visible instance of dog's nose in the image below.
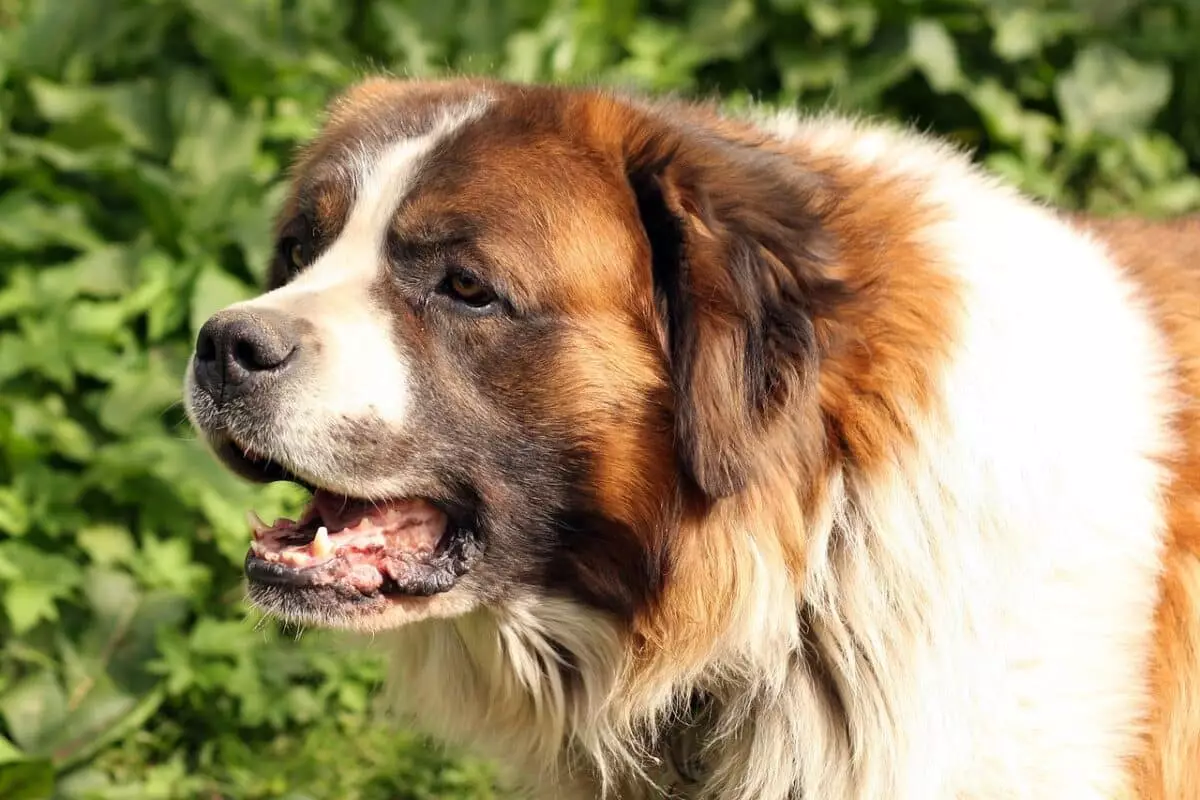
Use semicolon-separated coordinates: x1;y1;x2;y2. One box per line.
193;308;300;401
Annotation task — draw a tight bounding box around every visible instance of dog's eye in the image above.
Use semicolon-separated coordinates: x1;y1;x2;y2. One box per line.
440;271;497;309
278;236;307;273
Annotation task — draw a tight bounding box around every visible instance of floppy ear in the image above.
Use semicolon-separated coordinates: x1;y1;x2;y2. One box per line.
625;125;845;498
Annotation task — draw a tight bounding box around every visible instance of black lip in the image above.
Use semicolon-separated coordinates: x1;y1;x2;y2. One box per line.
244;552;324;588
215;438;303;485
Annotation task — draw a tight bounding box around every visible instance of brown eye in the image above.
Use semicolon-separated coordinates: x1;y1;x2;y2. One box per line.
288;241;304;270
278;234;308;274
442;271;497;309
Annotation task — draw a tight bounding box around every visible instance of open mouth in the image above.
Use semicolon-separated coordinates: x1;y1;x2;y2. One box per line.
224;441;479;600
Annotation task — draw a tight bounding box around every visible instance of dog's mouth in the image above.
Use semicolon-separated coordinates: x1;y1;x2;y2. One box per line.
222;440;479;601
246;490;456;594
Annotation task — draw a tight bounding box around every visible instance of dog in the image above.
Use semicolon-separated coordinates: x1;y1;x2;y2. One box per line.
184;76;1200;799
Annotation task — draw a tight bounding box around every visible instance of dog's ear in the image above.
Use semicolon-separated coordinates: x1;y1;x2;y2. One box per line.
625;123;844;499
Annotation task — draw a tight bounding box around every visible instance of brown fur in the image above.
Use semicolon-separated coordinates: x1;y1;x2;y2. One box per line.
618;129;964;695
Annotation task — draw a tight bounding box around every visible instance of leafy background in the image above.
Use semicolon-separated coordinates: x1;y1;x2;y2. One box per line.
1;0;1197;797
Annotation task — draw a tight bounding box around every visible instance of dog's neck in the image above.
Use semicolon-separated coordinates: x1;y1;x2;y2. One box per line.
659;691;717;795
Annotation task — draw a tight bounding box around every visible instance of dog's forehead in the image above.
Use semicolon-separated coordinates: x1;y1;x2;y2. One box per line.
290;85;490;199
276;79;647;312
394;114;647;312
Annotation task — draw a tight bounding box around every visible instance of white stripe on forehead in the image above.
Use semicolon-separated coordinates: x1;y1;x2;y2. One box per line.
226;98;490;437
283;98;491;297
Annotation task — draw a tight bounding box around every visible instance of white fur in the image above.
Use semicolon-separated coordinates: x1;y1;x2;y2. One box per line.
209;101;489;492
384;597;631;797
379;109;1178;799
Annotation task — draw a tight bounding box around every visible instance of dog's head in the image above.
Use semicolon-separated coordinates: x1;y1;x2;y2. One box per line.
184;78;840;632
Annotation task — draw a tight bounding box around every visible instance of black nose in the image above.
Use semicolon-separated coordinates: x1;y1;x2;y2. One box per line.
193;308;301;402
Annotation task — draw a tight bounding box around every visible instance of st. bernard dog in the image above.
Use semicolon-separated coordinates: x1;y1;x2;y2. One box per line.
184;76;1200;799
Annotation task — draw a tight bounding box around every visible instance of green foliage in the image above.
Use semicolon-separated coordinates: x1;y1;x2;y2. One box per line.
0;0;1196;797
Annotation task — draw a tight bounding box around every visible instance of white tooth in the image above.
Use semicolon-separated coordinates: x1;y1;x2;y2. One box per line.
312;526;333;558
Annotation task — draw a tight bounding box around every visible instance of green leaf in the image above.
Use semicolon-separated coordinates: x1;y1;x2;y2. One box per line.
0;759;54;800
168;71;264;190
26;78;170;156
8;396;94;464
132;533;208;595
4;320;75;389
774;45;848;96
0;489;31;538
95;351;184;436
73;566;188;697
136;250;192;343
0;671;67;752
991;8;1041;61
0;735;23;765
1055;45;1172;140
189;263;253;337
805;0;878;44
53;686;165;774
13;0;113;75
0;542;84;634
76;526;138;567
230;181;289;282
3;585;62;637
39;246;136;301
0;192;102;252
990;9;1082;62
969;79;1057;163
909;19;964;94
190;619;252;658
0;267;38;320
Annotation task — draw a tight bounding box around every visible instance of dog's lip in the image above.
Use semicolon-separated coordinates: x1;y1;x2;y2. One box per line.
214;437;306;486
216;438;480;601
242;501;474;600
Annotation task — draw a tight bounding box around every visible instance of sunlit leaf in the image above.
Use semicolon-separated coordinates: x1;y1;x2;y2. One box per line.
0;542;83;633
0;192;102;252
909;19;964;93
0;735;22;765
1055;44;1172;140
0;671;67;752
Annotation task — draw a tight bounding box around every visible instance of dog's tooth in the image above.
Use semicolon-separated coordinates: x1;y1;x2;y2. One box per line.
312;526;333;558
280;549;309;566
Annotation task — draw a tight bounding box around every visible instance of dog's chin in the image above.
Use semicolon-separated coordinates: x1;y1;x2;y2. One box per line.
209;435;485;630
